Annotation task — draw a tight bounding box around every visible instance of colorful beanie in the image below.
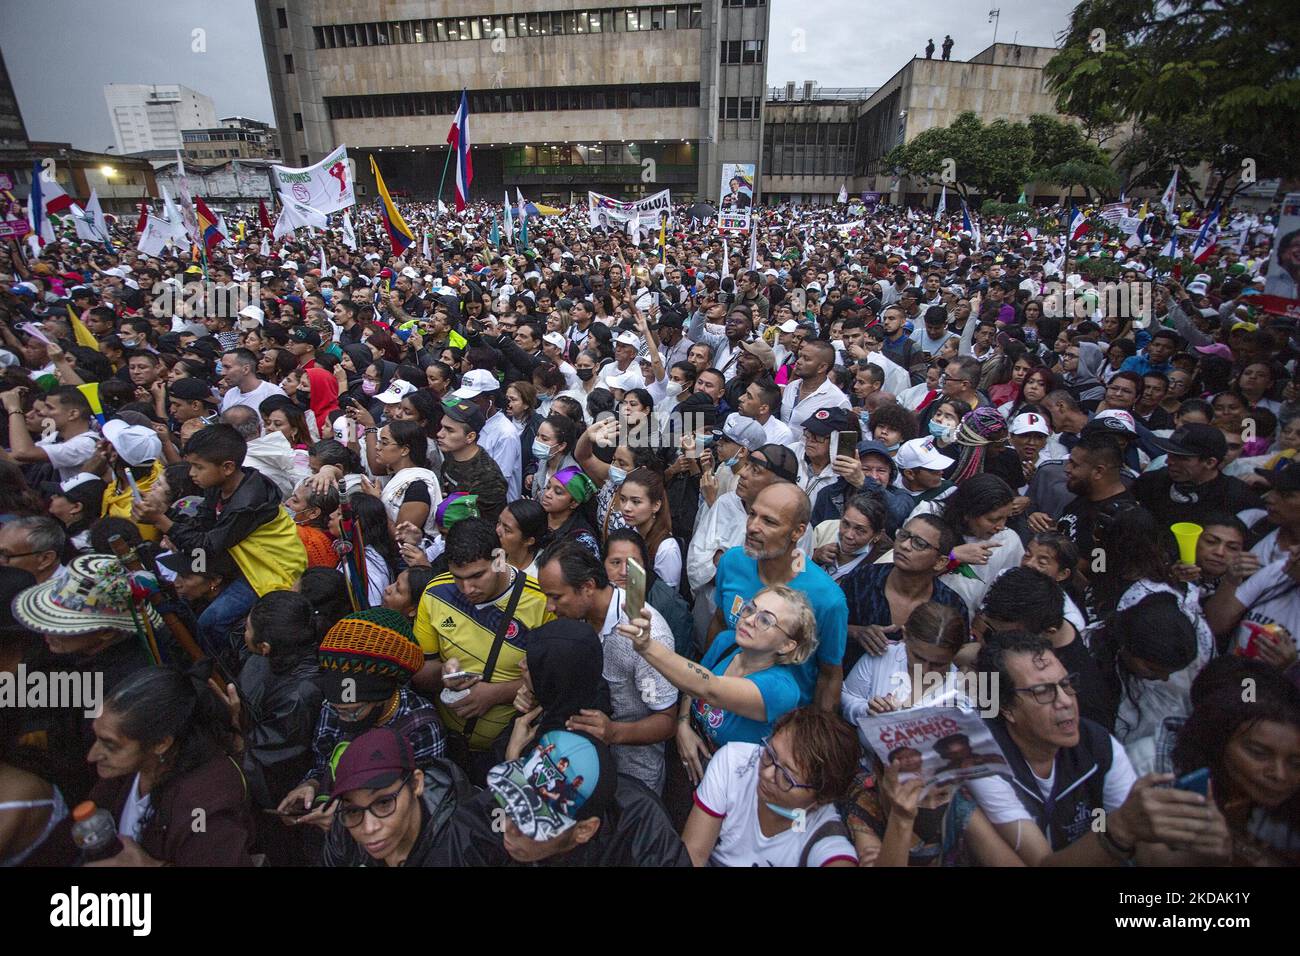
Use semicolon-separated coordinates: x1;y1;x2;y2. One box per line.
435;492;479;530
318;608;423;702
553;466;597;504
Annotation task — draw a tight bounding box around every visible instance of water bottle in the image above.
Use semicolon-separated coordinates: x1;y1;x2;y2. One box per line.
71;801;122;864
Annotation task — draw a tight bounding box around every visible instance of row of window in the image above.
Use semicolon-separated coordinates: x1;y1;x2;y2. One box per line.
504;142;696;168
326;84;701;120
719;96;763;120
720;39;763;64
311;6;704;49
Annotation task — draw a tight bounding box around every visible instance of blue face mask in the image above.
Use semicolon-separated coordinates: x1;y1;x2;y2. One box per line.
858;410;871;432
532;439;553;461
880;441;900;453
928;420;955;442
719;455;740;471
607;465;628;485
765;802;804;821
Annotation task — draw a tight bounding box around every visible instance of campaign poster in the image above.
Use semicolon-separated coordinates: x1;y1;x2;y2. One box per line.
718;163;754;232
587;189;672;231
272;145;355;215
1258;192;1300;318
857;705;1011;792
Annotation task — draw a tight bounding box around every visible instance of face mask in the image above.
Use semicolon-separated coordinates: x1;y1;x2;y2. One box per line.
881;441;900;453
362;380;378;395
538;395;553;413
576;367;595;382
928;420;955;442
765;802;804;822
665;381;683;398
858;410;871;432
532;438;553;461
720;455;740;472
840;538;874;557
607;465;628;485
121;338;139;349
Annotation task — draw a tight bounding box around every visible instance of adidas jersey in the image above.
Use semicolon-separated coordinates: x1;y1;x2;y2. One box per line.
413;570;553;750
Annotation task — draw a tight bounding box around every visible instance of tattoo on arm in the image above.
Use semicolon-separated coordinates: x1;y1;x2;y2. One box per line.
685;661;711;681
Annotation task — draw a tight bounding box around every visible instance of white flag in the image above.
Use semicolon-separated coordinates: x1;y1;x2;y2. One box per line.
437;199;448;217
160;186;190;244
503;191;514;242
173;151;200;243
421;230;430;260
837;183;848;204
216;213;232;247
319;246;328;275
936;185;947;217
748;223;758;270
341;209;357;251
260;234;271;257
1160;170;1179;222
137;212;173;258
721;238;730;279
273;199;327;239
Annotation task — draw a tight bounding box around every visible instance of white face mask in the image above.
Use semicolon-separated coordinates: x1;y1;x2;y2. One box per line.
665;381;683;398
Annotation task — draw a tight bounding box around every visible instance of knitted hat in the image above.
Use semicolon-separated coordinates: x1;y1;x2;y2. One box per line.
552;466;597;504
318;608;423;703
435;492;479;529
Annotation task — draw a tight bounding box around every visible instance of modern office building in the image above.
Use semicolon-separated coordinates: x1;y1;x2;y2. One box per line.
104;83;218;155
761;82;875;204
183;116;282;166
255;1;771;205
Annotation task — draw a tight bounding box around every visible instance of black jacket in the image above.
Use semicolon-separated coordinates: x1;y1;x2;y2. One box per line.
237;655;323;809
323;758;474;866
166;468;287;580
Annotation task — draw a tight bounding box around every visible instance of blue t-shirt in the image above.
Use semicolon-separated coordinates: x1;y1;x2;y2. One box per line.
712;546;848;701
691;637;802;747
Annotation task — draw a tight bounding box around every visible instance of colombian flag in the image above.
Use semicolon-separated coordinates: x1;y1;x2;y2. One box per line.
194;197;224;253
67;305;99;352
370;155;413;254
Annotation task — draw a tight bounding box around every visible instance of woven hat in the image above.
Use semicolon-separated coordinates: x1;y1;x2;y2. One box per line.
318;608;423;703
11;554;162;637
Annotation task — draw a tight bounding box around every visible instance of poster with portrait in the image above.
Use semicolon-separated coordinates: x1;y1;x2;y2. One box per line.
1258;192;1300;318
717;163;755;232
272;145;355;215
858;705;1010;792
587;189;672;231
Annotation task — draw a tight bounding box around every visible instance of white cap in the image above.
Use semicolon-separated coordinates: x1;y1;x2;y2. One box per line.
1186;281;1208;296
542;331;566;351
283;260;299;271
778;319;799;334
450;368;499;399
102;419;162;466
237;305;264;327
259;270;277;279
375;379;418;404
1193;273;1212;285
608;368;645;392
59;472;101;493
718;413;767;451
762;268;778;277
400;266;419;280
614;331;641;348
805;281;823;292
1091;408;1137;435
1010;412;1051;436
894;436;954;471
104;267;129;278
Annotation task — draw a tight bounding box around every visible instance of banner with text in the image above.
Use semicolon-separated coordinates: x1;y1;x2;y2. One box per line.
272;145;355;215
586;189;672;231
717;163;755;232
1259;192;1300;318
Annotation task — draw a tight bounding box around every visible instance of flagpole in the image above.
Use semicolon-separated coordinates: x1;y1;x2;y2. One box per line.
435;147;454;206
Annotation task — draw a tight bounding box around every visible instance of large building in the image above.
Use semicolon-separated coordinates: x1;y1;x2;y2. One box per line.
104;83;218;155
761;82;876;204
183;116;283;166
255;1;771;205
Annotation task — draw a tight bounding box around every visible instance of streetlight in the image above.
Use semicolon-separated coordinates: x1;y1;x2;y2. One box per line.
101;165;115;177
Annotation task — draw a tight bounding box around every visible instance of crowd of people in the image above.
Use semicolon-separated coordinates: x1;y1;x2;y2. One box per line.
0;192;1297;868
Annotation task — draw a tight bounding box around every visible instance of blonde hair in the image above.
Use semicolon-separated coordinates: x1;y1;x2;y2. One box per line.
760;584;819;666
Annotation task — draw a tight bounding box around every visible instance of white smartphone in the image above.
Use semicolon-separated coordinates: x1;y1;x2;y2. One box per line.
625;557;646;623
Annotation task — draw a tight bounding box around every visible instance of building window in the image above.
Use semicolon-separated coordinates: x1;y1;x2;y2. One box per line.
743;40;763;63
276;6;287;28
294;112;303;131
326;83;698;120
284;54;294;73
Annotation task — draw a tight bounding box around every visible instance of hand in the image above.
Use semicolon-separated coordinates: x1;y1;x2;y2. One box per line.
359;475;383;498
867;695;899;715
207;677;242;730
131;497;164;525
566;708;615;743
513;684;538;714
850;624;901;656
83;836;164;867
447;679;497;719
333;364;348;389
393;520;423;546
1171;561;1202;584
277;781;319;816
152;422;172;445
1226;551;1263;581
813;542;839;567
952;540;1002;566
0;388;23;414
698;458;718;506
832;454;865;488
879;766;924;823
399;541;430;568
677;721;711;787
1285;548;1300;586
134;386;152;403
615;615;654;653
307;466;341;495
507;704;542;758
1256;627;1298;671
440;658;481;693
150;379;167;400
1109;773;1227;856
1009;495;1030;517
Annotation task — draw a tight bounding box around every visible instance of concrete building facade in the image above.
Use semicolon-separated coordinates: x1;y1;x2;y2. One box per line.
183;117;283;166
104;84;218;155
255;0;770;205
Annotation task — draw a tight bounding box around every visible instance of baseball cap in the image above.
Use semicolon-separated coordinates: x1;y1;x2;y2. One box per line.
614;331;641;349
101;419;162;466
1085;409;1137;436
375;379;418;404
486;730;616;842
435;492;480;529
740;338;776;370
288;326;321;347
803;407;856;436
1253;460;1300;492
237;305;264;327
1186;281;1208;296
1150;423;1228;460
451;368;499;400
400;266;419;280
608;367;645;392
712;412;767;452
778;319;799;334
1194;343;1233;361
168;378;217;404
330;726;416;799
542;331;566;351
441;399;486;434
1010;412;1051;436
895;436;955;471
749;443;801;483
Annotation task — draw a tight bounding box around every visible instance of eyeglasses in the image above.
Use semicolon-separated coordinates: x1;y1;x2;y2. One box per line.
760;737;813;792
0;550;41;562
894;529;938;553
338;774;412;828
738;600;794;639
1012;673;1080;705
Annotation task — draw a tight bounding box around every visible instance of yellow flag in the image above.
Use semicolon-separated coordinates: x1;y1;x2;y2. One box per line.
67;305;99;352
237;219;246;242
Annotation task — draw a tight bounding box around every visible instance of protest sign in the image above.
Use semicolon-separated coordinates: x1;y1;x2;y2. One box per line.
272;145;355;215
1258;191;1300;317
586;189;672;231
858;704;1010;792
717;163;755;232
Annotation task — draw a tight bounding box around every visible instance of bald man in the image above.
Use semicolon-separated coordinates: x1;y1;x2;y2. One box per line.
707;482;847;713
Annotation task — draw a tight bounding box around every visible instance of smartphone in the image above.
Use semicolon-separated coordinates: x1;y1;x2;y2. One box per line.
1173;767;1210;796
835;431;858;461
442;670;482;683
624;557;646;623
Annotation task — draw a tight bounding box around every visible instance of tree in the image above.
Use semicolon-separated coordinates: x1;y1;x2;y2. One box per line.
884;112;1034;203
1044;0;1299;209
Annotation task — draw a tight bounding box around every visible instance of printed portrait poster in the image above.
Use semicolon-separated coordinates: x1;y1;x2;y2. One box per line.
587;189;672;231
858;705;1011;792
718;163;755;232
1258;191;1300;318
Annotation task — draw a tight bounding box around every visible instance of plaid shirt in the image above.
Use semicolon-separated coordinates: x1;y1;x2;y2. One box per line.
301;686;445;789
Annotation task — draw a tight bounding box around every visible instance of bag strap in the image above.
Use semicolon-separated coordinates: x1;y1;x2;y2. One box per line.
460;570;528;743
797;818;851;868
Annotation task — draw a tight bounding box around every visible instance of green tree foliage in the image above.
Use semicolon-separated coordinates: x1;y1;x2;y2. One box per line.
1044;0;1299;209
883;112;1034;203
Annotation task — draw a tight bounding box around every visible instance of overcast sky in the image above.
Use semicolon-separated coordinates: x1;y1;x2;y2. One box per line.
0;0;1075;151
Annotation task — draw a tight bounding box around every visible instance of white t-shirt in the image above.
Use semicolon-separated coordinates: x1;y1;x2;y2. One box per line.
117;772;152;842
1231;557;1300;654
940;528;1025;619
219;379;285;414
38;430;99;480
967;734;1137;825
694;742;857;868
653;537;682;591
